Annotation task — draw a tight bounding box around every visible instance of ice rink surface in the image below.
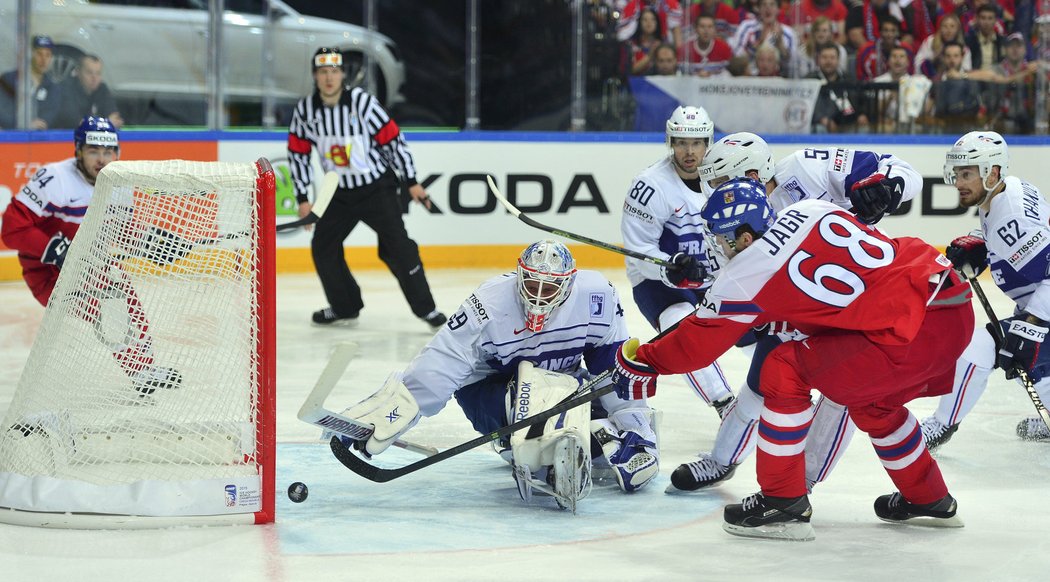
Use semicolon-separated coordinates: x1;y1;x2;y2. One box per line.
0;267;1047;582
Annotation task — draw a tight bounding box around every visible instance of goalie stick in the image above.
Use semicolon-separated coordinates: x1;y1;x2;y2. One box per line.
329;320;683;483
330;371;618;483
968;276;1050;431
485;175;674;268
297;342;439;457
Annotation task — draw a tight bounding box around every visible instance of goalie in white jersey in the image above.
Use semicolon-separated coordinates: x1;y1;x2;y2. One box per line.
920;131;1050;447
621;105;740;422
336;240;660;510
665;132;927;492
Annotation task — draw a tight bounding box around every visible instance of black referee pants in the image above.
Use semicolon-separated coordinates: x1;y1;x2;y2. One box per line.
311;175;437;318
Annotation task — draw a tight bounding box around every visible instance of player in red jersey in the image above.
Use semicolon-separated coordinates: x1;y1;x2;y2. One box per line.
611;178;974;541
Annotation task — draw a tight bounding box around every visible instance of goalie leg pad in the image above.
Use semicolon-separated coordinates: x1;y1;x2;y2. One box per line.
343;373;421;457
509;362;592;509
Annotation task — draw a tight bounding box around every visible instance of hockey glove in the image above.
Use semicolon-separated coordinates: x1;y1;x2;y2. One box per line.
945;235;988;279
142;226;194;265
998;315;1048;381
41;233;71;269
660;252;707;289
848;173;905;225
612;338;659;400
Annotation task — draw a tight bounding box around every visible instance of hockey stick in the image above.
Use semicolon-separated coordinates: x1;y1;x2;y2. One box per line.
485;175;673;268
330;371;618;483
329;319;684;483
968;276;1050;430
297;342;439;457
276;171;339;232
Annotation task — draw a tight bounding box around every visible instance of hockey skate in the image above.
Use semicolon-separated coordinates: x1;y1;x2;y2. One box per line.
723;492;815;541
712;395;736;420
132;366;183;396
513;432;592;513
874;492;963;527
920;416;959;453
666;453;737;493
312;307;359;327
421;310;448;331
1016;417;1050;441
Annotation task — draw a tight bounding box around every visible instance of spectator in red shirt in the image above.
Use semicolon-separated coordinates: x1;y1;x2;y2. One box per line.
688;0;742;39
618;0;686;48
856;15;914;81
626;8;667;75
680;14;735;76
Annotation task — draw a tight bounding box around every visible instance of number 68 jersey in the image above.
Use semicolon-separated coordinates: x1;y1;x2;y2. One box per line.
645;200;959;374
981;176;1050;320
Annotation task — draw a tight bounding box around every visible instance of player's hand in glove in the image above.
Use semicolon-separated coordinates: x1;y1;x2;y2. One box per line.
849;172;905;225
998;314;1048;381
612;338;659;400
41;233;71;269
660;252;706;289
945;234;988;279
143;226;194;265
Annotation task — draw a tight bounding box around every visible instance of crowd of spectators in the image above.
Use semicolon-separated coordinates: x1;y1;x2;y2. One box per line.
613;0;1049;133
1;35;124;130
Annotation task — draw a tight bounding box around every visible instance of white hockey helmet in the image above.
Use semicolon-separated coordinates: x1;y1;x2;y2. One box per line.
699;132;775;190
516;240;578;332
665;105;713;148
943;131;1009;186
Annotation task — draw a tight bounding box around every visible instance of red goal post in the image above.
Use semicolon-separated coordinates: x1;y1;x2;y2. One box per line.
0;158;276;528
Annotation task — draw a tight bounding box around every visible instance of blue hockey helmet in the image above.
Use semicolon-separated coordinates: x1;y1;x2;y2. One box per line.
701;178;776;238
73;116;119;153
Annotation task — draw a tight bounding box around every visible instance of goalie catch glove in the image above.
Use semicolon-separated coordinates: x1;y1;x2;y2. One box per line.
945;234;988;279
41;233;71;269
848;172;905;225
998;314;1048;381
659;252;707;289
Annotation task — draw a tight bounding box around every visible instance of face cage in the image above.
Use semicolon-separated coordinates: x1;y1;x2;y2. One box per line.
517;262;574;332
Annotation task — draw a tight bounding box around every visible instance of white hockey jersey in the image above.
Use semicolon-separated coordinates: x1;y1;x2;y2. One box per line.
403;270;628;417
13;157;94;225
621;157;724;287
982;176;1050;321
768;148;922;213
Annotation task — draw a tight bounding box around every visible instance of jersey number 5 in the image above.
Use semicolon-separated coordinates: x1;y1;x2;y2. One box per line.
787;214;895;308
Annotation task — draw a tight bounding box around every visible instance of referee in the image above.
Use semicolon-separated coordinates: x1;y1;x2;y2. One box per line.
288;47;446;330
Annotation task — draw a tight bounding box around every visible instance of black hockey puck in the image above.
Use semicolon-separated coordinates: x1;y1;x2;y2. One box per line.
287;481;309;503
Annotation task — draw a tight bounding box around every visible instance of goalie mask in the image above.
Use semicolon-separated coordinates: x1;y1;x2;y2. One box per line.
944;131;1008;198
517;240;577;332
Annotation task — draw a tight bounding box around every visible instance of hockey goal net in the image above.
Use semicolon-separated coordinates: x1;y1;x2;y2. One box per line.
0;159;276;528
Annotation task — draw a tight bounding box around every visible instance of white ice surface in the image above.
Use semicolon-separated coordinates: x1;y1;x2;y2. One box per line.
0;268;1047;582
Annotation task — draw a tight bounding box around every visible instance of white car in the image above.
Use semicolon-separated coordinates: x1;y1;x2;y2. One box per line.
0;0;405;115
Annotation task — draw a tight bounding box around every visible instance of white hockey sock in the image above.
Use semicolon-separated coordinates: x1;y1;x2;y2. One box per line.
804;395;855;486
709;385;762;467
933;324;995;427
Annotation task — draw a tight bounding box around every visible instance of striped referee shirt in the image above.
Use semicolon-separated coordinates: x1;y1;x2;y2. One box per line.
287;86;418;203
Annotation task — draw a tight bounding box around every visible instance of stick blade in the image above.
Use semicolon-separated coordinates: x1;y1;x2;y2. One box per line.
310;172;339;220
330;436;393;483
296;342;357;423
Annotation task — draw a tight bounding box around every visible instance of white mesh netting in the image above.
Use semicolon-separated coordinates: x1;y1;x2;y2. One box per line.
0;160;272;522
